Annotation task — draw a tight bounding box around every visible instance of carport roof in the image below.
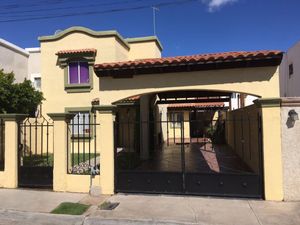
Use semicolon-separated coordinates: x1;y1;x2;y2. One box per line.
94;50;283;77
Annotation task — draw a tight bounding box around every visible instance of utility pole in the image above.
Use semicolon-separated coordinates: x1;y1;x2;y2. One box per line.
152;6;159;36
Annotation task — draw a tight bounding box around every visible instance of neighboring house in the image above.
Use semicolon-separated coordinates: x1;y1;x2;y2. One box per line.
0;39;41;88
0;38;29;82
228;93;258;110
26;47;41;90
280;40;300;97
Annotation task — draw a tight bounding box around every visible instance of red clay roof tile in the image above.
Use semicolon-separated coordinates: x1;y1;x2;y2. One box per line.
168;102;225;109
94;50;282;70
56;48;97;55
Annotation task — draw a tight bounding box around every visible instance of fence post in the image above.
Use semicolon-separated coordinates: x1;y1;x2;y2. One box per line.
0;114;27;188
47;113;75;191
254;98;283;201
94;105;116;195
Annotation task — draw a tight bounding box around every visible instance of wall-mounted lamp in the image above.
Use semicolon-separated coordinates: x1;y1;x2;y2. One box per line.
288;109;299;122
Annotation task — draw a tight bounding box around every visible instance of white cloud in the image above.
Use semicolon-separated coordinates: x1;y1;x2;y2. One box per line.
202;0;238;12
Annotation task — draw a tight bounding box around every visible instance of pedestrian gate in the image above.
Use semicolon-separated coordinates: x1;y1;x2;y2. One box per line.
18;116;53;188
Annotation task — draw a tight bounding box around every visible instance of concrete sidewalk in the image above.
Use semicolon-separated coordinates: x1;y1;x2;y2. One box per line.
90;194;300;225
0;188;86;213
0;189;299;225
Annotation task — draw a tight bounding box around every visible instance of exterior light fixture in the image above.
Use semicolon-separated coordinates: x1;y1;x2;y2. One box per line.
288;109;299;122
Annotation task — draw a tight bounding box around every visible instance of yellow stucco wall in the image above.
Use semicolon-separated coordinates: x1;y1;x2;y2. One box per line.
128;41;161;60
260;104;283;201
167;111;190;140
0;120;19;188
226;105;261;173
40;29;162;115
100;66;280;105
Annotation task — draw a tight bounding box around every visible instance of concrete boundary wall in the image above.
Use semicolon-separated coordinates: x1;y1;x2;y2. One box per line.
226;104;261;173
281;98;300;201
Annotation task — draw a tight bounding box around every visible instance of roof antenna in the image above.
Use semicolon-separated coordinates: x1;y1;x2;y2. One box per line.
152;6;159;36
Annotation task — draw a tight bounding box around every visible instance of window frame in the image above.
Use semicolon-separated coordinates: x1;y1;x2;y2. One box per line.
66;107;95;140
57;51;96;93
67;61;90;85
64;60;93;93
169;112;183;128
289;63;294;78
33;77;41;90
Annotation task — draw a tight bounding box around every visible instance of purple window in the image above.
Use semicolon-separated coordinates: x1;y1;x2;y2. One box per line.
68;62;89;84
69;63;79;84
79;62;89;83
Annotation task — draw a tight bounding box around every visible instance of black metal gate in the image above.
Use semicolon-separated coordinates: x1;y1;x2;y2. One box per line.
18;116;53;188
114;113;263;198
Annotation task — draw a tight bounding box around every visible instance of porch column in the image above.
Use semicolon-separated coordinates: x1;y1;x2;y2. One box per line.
0;114;27;188
254;98;283;201
47;113;75;192
94;105;116;194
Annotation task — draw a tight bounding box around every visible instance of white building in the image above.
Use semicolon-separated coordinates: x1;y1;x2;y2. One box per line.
26;47;41;90
0;38;40;88
0;38;29;83
280;40;300;97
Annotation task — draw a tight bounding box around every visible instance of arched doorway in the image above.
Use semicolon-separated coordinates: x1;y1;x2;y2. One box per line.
113;90;263;198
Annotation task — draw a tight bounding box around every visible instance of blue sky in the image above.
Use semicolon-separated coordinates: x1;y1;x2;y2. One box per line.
0;0;299;57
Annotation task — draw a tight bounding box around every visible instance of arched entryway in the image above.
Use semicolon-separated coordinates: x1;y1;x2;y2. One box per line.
113;90;263;198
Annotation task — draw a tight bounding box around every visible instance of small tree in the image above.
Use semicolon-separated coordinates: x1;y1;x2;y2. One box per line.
0;69;44;115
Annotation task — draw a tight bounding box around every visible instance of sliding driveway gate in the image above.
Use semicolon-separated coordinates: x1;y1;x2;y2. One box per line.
114;115;264;198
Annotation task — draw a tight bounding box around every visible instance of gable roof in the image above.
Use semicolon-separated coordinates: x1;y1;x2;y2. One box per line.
94;50;283;77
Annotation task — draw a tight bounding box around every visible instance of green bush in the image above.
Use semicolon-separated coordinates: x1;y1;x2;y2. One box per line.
0;69;44;115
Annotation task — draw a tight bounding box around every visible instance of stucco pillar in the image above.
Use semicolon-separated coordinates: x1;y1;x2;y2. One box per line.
280;98;300;201
140;95;150;160
0;114;27;188
94;105;116;195
47;113;75;192
254;98;283;201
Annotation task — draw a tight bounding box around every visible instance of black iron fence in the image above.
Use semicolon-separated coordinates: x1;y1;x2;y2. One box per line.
114;114;263;197
67;112;100;175
19;116;54;167
0;119;5;171
18;116;54;188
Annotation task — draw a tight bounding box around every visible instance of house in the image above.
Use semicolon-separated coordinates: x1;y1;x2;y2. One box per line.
0;38;29;82
280;40;300;97
26;47;41;90
1;26;300;202
0;38;41;88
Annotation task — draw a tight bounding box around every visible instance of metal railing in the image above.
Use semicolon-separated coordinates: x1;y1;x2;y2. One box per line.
0;119;5;171
67;112;100;175
18;116;54;167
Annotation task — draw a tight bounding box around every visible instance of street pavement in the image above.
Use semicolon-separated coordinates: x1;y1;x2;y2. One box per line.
0;189;299;225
